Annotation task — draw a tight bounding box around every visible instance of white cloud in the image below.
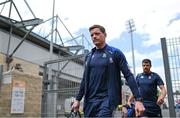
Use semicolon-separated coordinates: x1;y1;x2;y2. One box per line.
136;1;180;47
125;49;163;63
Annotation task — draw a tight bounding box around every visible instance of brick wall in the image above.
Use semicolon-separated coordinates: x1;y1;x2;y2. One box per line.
0;53;40;75
0;53;42;117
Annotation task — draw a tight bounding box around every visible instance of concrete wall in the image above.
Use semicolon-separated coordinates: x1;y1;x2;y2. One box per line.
0;29;59;66
0;29;84;79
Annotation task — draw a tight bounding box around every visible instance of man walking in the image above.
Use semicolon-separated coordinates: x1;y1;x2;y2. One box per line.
128;59;167;117
72;24;145;117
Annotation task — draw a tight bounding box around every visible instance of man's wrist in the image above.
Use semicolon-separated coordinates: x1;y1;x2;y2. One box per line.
75;99;80;102
135;97;143;102
160;93;166;98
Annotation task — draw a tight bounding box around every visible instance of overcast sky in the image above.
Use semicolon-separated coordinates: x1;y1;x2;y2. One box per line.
1;0;180;83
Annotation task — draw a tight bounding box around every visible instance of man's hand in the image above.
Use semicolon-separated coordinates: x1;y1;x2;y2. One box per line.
135;101;145;117
127;101;132;107
157;85;166;105
71;100;80;112
157;95;165;105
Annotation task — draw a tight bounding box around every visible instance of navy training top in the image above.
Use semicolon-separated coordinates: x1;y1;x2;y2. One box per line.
88;48;109;101
136;72;164;110
76;44;141;110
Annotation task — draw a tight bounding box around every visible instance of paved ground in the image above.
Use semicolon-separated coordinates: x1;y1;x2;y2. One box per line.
162;109;169;117
162;109;180;117
113;109;180;117
59;108;180;117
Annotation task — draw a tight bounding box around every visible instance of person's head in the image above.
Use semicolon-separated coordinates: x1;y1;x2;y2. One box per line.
89;24;107;49
142;59;151;73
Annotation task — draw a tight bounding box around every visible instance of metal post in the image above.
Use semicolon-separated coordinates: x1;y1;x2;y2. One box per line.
126;19;136;76
41;64;47;118
0;65;3;79
46;0;57;117
50;0;55;60
0;65;3;90
130;29;136;76
161;37;176;117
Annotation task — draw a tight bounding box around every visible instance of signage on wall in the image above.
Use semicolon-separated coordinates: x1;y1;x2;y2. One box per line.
11;80;26;114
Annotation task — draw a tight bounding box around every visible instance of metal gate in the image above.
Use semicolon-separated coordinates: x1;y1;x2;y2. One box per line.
41;54;85;117
161;37;180;117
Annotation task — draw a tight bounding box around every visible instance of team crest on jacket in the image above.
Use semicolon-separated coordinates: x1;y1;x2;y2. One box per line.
102;53;106;58
148;75;151;79
109;57;113;63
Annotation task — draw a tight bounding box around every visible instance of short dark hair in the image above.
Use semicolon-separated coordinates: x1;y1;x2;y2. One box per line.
89;24;106;33
142;59;151;66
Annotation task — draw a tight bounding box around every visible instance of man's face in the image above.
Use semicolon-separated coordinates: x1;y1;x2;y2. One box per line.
90;28;106;48
142;62;151;73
